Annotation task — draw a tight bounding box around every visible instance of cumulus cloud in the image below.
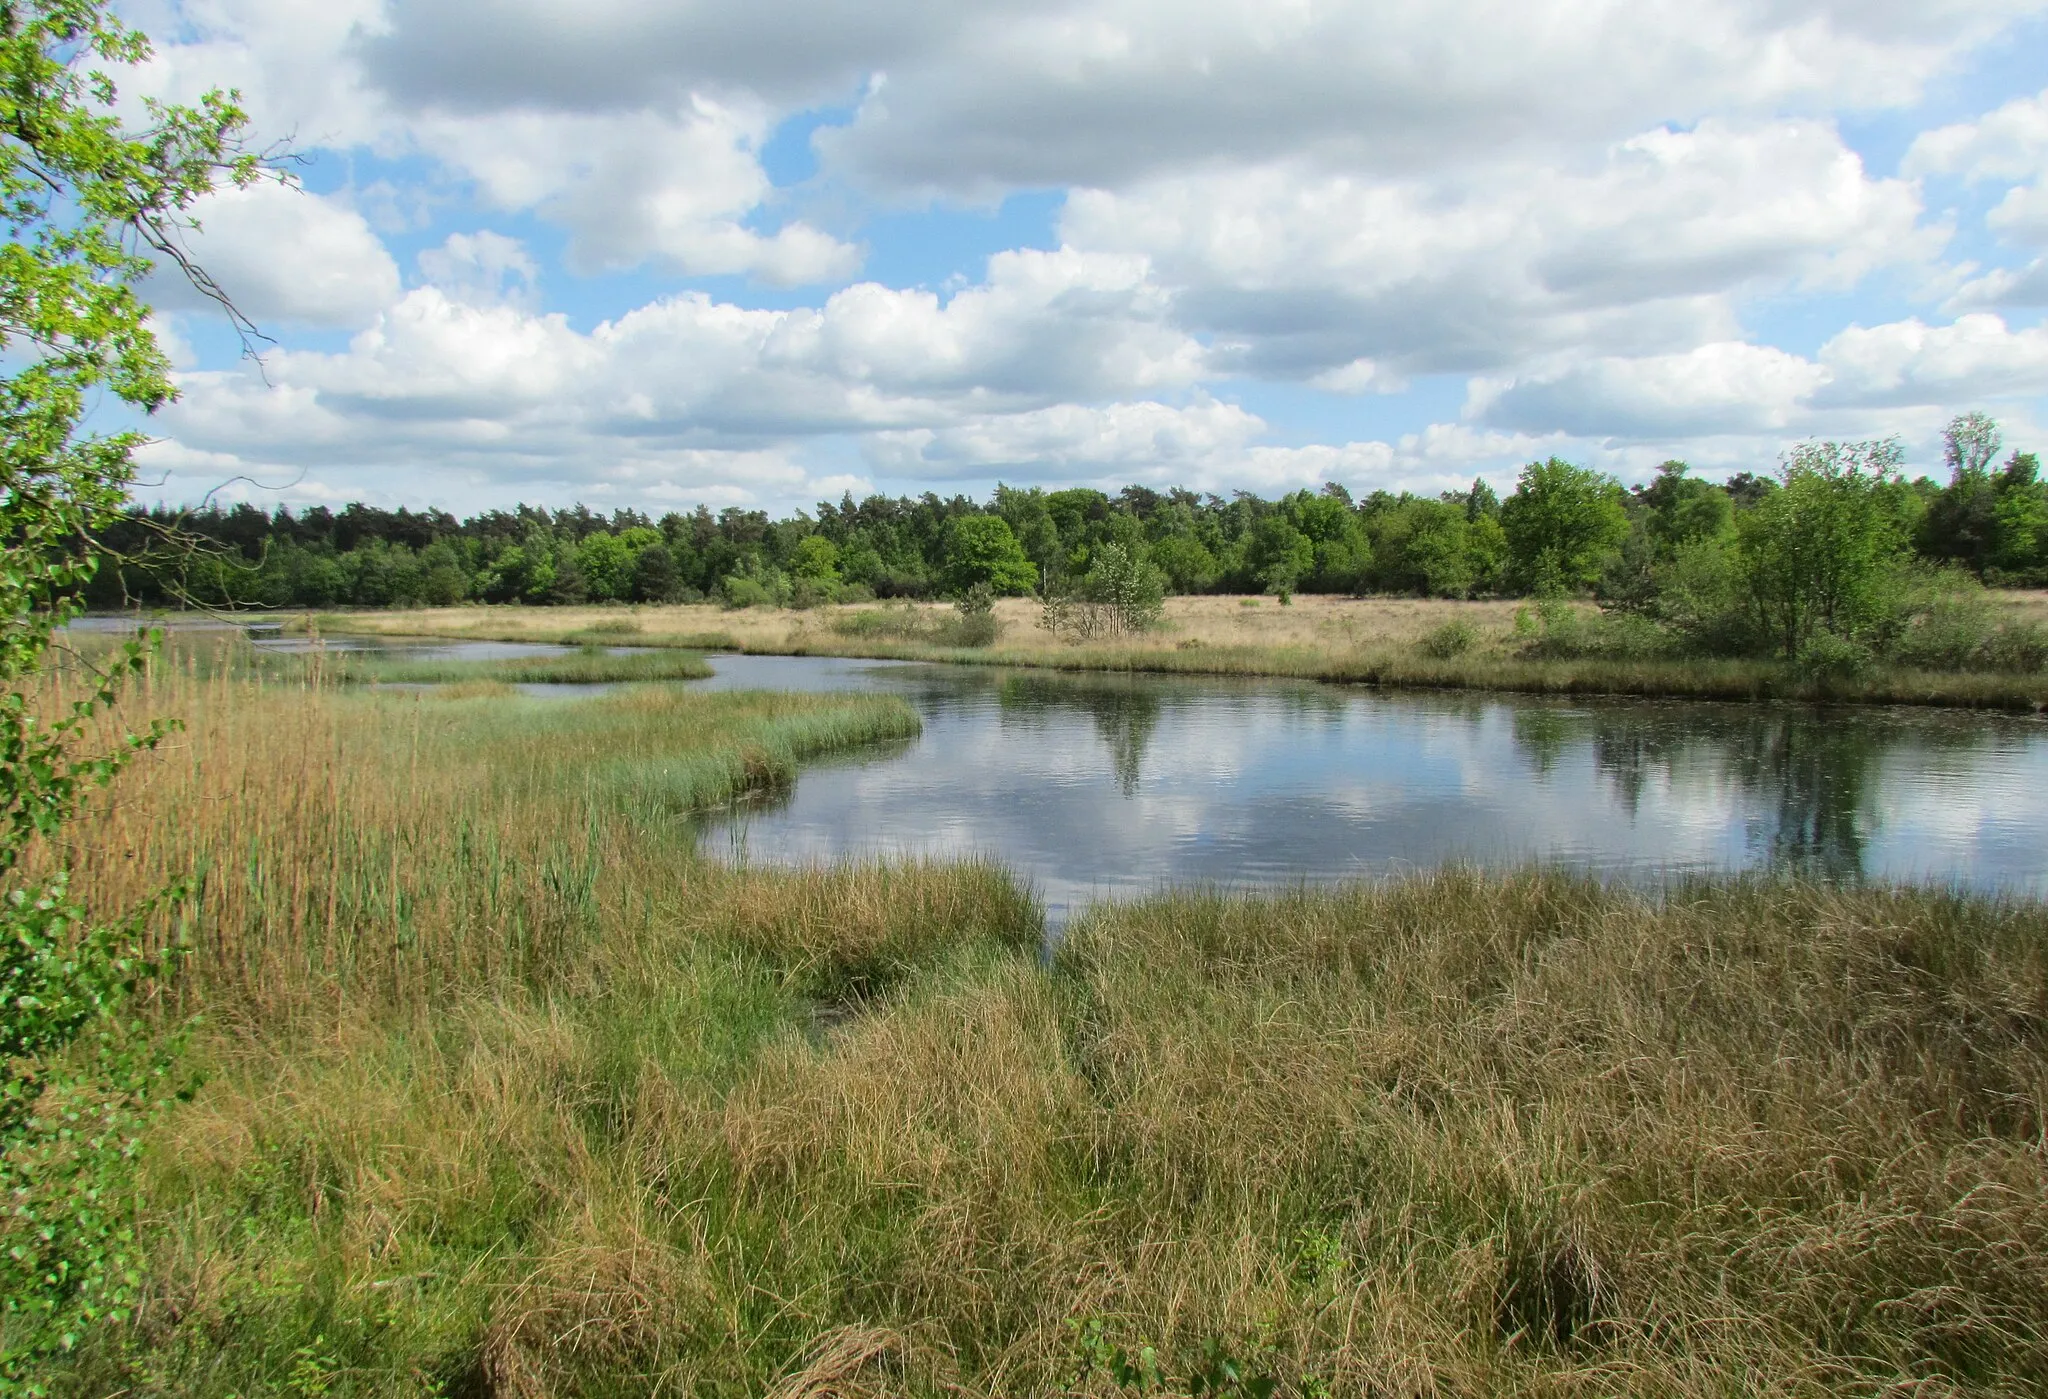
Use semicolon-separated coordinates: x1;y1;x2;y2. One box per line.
142;4;857;287
1061;120;1933;380
149;246;1205;502
126;0;2048;510
1473;315;2048;440
412;99;859;283
416;231;539;308
867;398;1265;480
150;181;400;328
1904;86;2048;182
819;0;2040;194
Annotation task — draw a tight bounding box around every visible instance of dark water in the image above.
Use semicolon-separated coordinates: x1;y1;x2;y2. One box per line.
687;654;2048;921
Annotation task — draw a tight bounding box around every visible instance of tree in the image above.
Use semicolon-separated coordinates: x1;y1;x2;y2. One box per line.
629;543;679;603
1918;413;2007;574
0;0;265;1379
789;534;841;585
940;515;1036;596
575;530;636;602
1499;457;1630;593
1737;438;1908;658
1243;515;1313;597
1640;461;1733;556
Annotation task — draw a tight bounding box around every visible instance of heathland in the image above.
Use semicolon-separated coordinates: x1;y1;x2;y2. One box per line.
95;421;2048;710
303;588;2048;710
28;639;2048;1396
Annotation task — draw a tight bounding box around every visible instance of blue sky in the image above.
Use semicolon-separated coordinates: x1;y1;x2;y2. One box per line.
124;0;2048;517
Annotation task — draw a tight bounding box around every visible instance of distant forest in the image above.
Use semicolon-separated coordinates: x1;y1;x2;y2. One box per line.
87;426;2048;613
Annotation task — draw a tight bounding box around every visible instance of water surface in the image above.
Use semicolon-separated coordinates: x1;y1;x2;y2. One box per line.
688;654;2048;921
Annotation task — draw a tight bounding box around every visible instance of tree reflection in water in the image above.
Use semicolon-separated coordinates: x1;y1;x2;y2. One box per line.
998;674;1164;796
1512;701;1996;883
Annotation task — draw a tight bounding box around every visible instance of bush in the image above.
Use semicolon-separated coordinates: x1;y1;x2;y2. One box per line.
1984;622;2048;674
827;594;999;648
1795;630;1874;682
1042;544;1167;642
1417;618;1479;658
721;575;776;609
1516;598;1670;661
951;584;1000;647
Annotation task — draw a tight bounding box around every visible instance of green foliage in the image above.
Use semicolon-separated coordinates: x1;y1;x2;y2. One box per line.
1736;438;1908;659
1417;617;1479;658
0;1;258;1379
941;514;1037;597
1243;515;1313;597
1044;542;1167;640
1071;1320;1278;1399
1500;458;1631;594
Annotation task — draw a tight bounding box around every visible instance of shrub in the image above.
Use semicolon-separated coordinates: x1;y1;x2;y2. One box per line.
1417;618;1479;658
1984;622;2048;674
1516;598;1669;661
1795;630;1874;682
1042;544;1167;642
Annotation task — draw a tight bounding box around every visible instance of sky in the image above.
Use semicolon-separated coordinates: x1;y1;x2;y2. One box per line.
115;0;2048;518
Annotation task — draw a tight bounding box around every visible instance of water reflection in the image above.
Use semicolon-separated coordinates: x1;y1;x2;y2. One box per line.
695;655;2048;917
998;675;1163;795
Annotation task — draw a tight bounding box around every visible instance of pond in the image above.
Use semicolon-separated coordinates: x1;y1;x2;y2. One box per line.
86;623;2045;918
685;654;2048;922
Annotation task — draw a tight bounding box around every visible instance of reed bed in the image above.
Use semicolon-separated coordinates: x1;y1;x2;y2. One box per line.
34;656;2048;1397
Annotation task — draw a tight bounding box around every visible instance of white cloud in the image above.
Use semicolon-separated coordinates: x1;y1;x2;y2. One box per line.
416;231;539;307
809;0;2042;194
1816;313;2048;406
867;398;1265;480
151;181;400;329
1903;86;2048;181
1473;315;2048;440
1473;344;1830;437
150;247;1206;501
412;99;859;283
122;1;2048;510
1061;120;1932;379
1948;258;2048;307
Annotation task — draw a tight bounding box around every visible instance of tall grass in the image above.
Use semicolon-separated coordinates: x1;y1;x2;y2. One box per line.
315;647;714;685
36;659;2048;1396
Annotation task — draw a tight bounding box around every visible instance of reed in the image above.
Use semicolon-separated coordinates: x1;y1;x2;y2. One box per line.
37;660;2048;1397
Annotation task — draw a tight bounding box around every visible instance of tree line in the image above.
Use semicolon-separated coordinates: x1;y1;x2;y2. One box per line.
90;415;2046;638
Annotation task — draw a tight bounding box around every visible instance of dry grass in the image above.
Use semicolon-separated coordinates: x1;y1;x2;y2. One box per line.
35;650;2048;1397
299;590;2048;710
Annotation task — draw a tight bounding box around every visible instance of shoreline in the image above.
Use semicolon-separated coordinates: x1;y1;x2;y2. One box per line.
85;591;2048;713
285;593;2048;714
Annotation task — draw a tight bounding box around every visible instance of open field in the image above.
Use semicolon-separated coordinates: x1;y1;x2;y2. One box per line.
294;590;2048;710
24;646;2048;1395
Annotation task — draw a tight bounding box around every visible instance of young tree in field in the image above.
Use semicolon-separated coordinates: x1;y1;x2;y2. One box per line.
0;2;265;1378
1738;439;1908;659
1499;457;1630;593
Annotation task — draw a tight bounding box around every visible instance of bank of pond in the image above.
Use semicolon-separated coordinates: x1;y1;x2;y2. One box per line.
26;637;2048;1395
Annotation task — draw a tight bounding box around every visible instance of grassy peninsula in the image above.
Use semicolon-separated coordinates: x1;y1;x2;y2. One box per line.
27;647;2048;1396
303;589;2048;710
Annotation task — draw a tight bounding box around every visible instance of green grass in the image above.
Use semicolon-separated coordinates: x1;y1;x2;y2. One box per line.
311;646;715;686
784;634;2048;711
38;666;2048;1396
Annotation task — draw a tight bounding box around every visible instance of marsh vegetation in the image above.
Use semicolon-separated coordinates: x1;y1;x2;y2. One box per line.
17;642;2048;1395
